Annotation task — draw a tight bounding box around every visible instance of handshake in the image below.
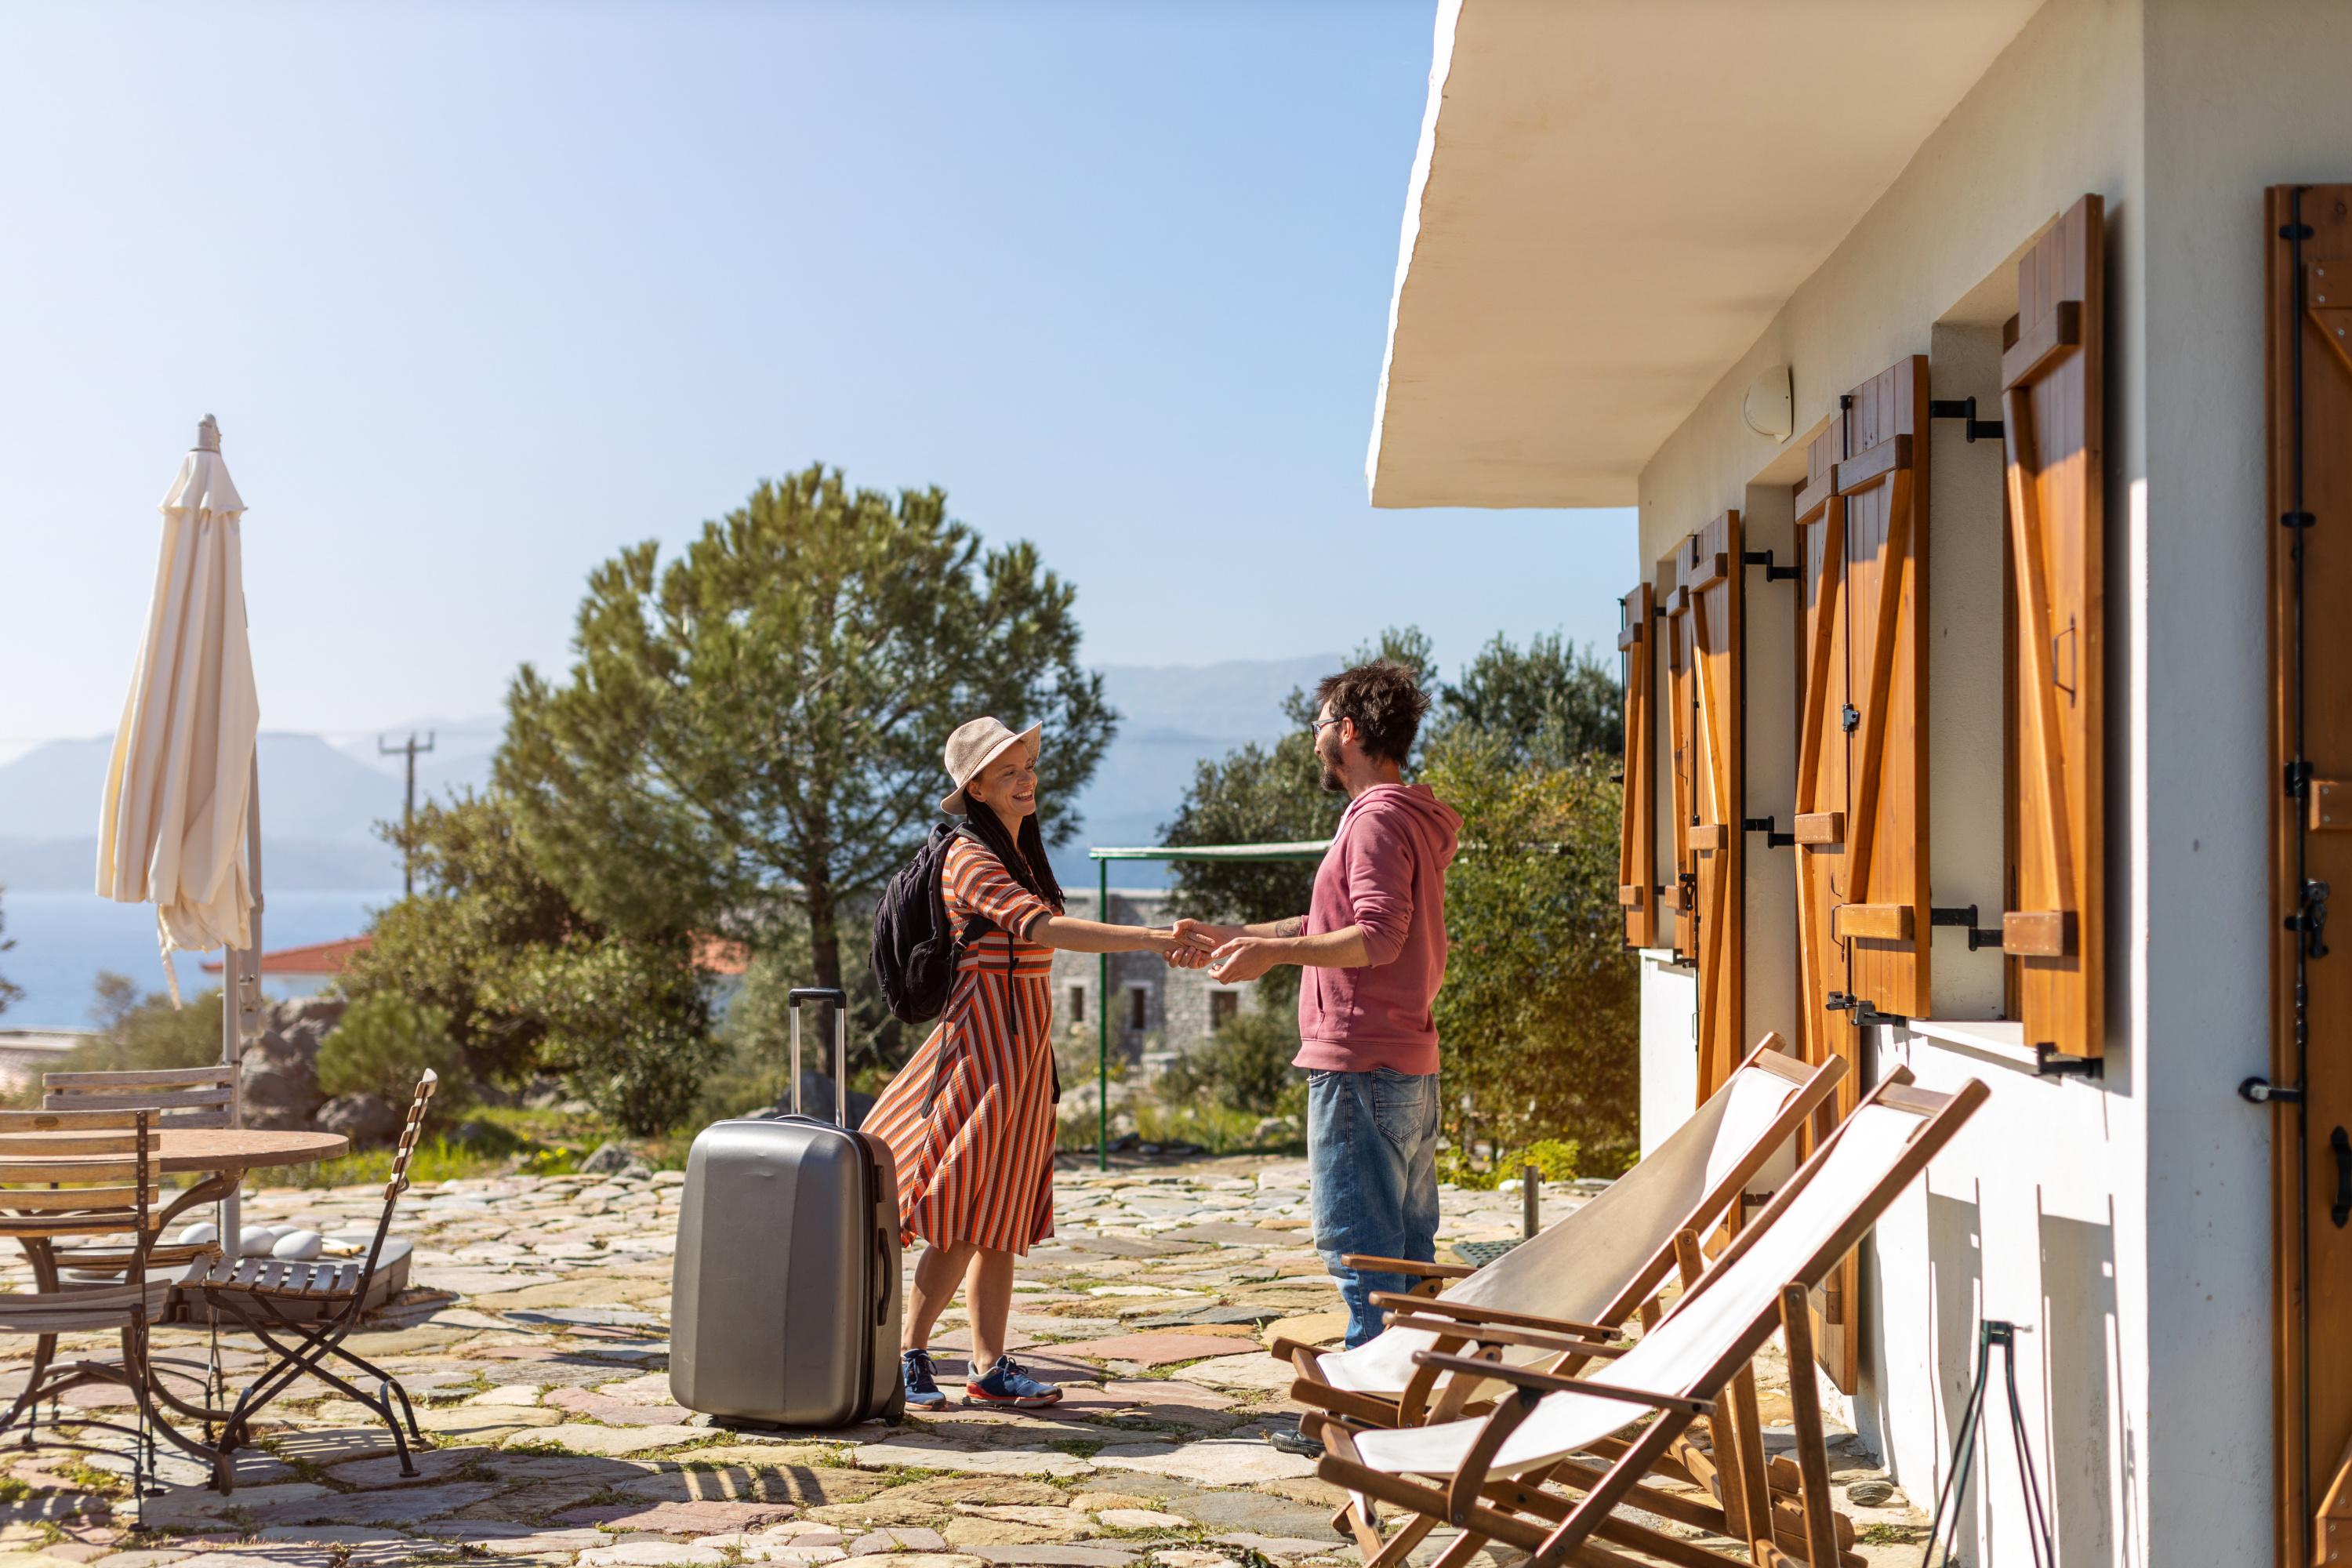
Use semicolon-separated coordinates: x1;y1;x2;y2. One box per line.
1145;919;1286;984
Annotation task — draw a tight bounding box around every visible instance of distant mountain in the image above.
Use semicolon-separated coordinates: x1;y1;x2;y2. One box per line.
0;733;410;844
0;836;399;892
0;654;1333;898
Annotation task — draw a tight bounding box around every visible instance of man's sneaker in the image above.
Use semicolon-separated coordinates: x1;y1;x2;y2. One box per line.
902;1348;949;1410
1266;1421;1324;1457
964;1356;1062;1408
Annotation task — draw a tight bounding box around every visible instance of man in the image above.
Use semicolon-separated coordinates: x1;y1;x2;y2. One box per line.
1174;660;1461;1454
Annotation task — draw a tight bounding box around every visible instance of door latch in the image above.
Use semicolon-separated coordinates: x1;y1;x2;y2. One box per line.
2287;878;2332;959
1841;704;1860;734
2239;1076;2305;1105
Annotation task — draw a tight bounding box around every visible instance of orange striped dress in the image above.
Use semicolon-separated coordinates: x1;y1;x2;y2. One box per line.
865;837;1059;1254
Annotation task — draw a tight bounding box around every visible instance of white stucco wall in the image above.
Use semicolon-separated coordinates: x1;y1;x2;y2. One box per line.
1630;0;2166;1557
1617;0;2352;1554
1637;950;1697;1158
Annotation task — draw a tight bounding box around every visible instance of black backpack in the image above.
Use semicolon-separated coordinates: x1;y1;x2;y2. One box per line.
870;822;996;1026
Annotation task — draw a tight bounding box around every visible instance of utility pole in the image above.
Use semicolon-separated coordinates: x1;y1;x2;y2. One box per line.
379;731;436;895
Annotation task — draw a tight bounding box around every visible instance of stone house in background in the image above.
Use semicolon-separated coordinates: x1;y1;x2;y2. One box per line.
1049;890;1265;1071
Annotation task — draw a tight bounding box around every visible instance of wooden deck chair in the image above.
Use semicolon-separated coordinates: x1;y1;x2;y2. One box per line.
41;1066;234;1280
1279;1036;1842;1432
1312;1069;1987;1568
0;1109;206;1512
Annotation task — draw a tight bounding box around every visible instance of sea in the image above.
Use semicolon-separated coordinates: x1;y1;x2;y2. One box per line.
0;889;397;1029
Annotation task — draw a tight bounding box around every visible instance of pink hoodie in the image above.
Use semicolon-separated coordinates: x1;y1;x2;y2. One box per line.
1294;782;1463;1076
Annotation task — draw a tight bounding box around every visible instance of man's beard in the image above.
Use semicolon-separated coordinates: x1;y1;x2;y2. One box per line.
1319;759;1345;794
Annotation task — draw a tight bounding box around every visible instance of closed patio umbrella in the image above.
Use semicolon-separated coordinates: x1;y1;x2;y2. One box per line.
96;412;265;1239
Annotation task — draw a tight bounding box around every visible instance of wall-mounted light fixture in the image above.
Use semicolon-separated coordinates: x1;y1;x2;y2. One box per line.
1742;365;1794;441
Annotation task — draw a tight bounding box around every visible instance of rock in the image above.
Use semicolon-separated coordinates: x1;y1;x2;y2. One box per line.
522;1076;570;1109
318;1093;405;1146
1093;1438;1317;1486
236;1225;283;1258
579;1142;637;1176
1095;1510;1189;1531
272;1229;324;1261
1844;1479;1897;1507
176;1221;219;1247
237;996;340;1129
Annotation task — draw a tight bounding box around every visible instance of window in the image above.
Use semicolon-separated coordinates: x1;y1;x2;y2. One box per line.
1210;990;1239;1032
1069;985;1085;1023
1127;985;1149;1032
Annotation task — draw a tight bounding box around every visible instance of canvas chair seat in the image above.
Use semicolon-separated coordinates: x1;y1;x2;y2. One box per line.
182;1254;366;1301
1303;1041;1831;1403
1352;1102;1935;1483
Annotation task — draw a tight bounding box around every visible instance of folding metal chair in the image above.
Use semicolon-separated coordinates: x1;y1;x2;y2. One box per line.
180;1069;437;1493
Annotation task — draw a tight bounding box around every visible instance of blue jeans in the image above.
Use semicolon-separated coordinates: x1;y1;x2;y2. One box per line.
1307;1067;1441;1349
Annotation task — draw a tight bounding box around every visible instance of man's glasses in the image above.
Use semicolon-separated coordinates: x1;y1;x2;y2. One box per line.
1310;717;1346;735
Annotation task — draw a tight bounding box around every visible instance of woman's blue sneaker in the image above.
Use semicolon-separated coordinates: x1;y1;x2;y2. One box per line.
901;1348;949;1409
964;1355;1062;1408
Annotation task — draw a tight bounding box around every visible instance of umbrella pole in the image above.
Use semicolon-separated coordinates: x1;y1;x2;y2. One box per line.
221;756;263;1247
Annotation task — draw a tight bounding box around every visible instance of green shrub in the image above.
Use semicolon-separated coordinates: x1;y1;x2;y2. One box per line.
318;993;472;1112
1157;1007;1301;1116
67;975;226;1077
1439;1137;1584;1192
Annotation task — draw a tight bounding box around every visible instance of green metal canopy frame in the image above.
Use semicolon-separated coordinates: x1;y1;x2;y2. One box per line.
1083;840;1330;1171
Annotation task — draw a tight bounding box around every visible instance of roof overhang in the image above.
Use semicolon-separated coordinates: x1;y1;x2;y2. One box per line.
1368;0;2045;509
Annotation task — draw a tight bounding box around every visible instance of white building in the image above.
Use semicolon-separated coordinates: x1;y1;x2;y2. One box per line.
1366;3;2352;1562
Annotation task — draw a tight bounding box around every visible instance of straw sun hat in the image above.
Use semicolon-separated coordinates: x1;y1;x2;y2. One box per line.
938;717;1044;815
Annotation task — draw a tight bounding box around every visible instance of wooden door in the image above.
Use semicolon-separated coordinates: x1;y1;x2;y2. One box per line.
2002;194;2105;1068
1686;514;1744;1100
1618;583;1658;949
1836;356;1933;1020
1661;550;1696;964
1791;432;1858;1389
2267;183;2352;1568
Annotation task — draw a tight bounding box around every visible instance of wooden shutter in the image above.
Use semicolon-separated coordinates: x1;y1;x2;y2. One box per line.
1784;358;1929;1391
1660;550;1696;963
1684;513;1744;1101
1791;424;1860;1393
2267;183;2352;1568
2000;194;2105;1066
1617;583;1658;949
1837;356;1933;1019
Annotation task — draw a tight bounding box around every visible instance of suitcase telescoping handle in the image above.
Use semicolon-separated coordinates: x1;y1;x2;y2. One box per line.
786;988;850;1128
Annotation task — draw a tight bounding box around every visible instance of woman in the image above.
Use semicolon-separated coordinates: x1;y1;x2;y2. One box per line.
865;717;1210;1410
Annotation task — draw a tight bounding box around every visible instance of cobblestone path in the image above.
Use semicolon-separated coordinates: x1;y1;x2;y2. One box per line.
0;1160;1926;1566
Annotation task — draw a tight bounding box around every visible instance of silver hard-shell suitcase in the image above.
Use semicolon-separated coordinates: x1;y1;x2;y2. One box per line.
670;987;904;1426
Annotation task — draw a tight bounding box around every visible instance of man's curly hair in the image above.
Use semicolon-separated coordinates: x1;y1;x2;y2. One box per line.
1316;660;1432;767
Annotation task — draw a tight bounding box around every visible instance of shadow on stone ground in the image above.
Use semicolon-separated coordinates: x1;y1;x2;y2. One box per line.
0;1157;1928;1566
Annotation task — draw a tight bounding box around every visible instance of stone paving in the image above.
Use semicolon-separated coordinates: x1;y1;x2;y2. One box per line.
0;1158;1929;1566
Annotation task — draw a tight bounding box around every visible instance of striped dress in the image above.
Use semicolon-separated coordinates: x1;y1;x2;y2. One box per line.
865;837;1060;1254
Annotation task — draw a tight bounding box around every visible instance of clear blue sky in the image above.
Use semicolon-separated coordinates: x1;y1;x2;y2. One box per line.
0;1;1634;747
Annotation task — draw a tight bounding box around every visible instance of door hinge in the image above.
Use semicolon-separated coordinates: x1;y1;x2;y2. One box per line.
2034;1044;2103;1079
1744;816;1796;849
1825;992;1907;1029
2288;759;2314;799
1930;904;2005;951
1928;396;2005;444
1741;549;1800;583
2283;510;2318;530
